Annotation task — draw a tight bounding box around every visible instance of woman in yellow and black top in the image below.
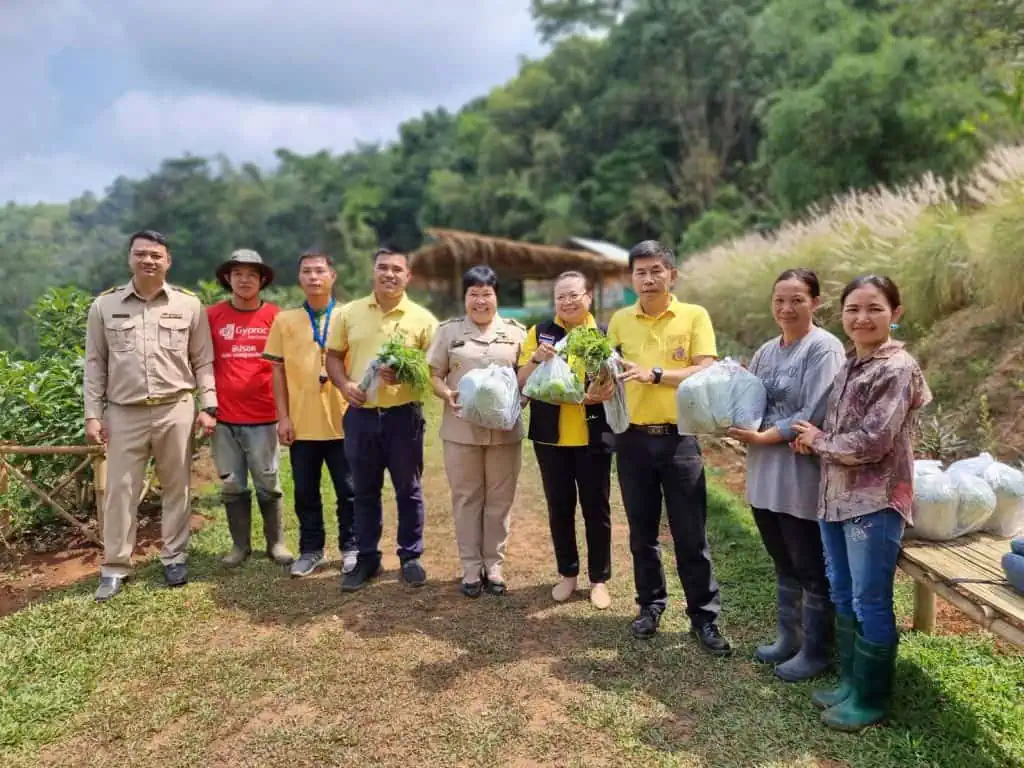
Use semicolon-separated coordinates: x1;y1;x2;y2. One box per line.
517;271;615;610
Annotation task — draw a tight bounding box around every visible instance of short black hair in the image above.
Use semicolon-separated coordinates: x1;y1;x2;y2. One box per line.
774;268;821;299
463;265;499;294
840;274;902;310
128;229;168;250
298;250;334;269
627;239;676;270
373;245;408;264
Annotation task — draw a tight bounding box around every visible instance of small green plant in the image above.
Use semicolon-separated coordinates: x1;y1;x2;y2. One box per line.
917;406;967;461
977;393;997;454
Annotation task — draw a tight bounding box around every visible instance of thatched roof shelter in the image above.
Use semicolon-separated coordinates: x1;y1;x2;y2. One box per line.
410;228;629;283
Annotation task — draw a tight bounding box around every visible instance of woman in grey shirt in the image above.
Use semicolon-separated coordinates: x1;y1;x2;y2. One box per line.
728;269;845;682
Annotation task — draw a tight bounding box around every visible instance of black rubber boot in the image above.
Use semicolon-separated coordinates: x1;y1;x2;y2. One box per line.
221;494;252;567
775;590;833;682
755;576;802;664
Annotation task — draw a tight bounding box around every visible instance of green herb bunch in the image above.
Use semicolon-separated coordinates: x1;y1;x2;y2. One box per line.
376;333;431;394
563;326;612;376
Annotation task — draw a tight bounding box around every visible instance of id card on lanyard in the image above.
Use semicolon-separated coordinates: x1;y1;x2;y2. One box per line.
304;299;335;386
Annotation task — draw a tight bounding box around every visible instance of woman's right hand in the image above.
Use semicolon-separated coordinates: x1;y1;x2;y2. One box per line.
445;389;463;416
531;343;557;364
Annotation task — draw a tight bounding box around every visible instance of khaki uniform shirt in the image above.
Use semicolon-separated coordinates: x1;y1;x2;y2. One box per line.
84;281;217;419
427;315;527;446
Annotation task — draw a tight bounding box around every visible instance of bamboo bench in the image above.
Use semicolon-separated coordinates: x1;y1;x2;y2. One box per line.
899;532;1024;648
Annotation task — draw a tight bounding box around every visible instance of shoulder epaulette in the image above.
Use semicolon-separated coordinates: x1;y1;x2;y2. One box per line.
170;285;196;296
504;318;527;331
438;317;462;327
99;286;118;296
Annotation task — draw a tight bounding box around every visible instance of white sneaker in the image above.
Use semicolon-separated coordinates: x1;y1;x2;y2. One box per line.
342;550;359;574
552;576;577;603
590;582;611;610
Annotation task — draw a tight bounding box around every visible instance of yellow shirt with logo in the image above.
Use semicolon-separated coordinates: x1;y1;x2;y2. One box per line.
607;297;717;425
328;294;438;409
264;306;348;441
517;314;597;447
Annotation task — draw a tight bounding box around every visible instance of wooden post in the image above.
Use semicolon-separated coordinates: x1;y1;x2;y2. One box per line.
913;579;937;634
93;453;108;538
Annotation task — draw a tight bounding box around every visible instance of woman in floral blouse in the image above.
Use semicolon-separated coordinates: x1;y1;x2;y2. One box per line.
794;275;931;733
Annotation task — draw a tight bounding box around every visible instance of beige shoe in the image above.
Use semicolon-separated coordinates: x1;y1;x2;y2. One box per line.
590;582;611;610
551;576;577;602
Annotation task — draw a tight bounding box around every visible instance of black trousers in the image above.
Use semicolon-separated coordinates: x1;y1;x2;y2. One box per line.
534;443;612;583
751;507;830;597
290;439;356;555
616;429;720;625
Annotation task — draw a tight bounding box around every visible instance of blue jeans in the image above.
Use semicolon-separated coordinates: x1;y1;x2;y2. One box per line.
819;509;904;645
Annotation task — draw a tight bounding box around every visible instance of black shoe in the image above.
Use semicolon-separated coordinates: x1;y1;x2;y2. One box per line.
461;580;484;598
401;558;427;587
341;557;381;593
631;606;661;639
94;576;125;602
691;621;732;656
164;563;188;588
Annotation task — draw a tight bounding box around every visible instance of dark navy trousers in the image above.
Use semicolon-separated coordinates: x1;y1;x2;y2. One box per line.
342;403;426;563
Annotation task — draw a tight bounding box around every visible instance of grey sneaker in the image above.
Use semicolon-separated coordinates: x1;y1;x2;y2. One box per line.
342;550;359;574
290;551;325;578
95;575;125;602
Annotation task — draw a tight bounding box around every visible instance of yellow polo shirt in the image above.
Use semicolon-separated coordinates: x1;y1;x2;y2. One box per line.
607;297;717;425
517;314;596;447
263;307;347;440
328;293;438;408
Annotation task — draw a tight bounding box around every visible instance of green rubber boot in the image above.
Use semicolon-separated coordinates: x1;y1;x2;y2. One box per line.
821;634;898;732
811;613;857;710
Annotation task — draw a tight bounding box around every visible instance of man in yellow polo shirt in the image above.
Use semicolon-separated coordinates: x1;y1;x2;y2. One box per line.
325;247;438;592
608;239;731;656
263;250;357;579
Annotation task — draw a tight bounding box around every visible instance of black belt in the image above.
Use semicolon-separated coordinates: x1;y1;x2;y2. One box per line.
356;402;420;415
628;423;677;436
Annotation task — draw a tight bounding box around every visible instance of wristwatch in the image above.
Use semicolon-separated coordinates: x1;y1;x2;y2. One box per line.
651;367;663;385
202;407;218;418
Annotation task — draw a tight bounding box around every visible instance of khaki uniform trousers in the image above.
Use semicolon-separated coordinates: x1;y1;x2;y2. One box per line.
101;397;195;577
443;440;522;582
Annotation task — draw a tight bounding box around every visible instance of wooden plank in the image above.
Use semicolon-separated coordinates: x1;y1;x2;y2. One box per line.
1;445;103;456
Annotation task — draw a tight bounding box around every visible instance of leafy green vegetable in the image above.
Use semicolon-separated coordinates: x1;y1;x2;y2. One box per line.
371;333;431;394
563;327;612;376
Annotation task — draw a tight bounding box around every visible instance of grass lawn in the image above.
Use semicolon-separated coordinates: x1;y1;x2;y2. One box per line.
1;401;1021;767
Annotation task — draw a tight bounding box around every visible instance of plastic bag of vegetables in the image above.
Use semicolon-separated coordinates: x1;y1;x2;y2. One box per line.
358;333;431;402
595;352;629;434
523;354;585;405
457;363;522;431
914;459;944;477
949;471;997;537
982;462;1024;538
947;452;995;479
907;472;959;540
675;359;767;436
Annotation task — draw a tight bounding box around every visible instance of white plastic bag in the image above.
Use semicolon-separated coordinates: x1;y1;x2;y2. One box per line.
950;472;997;537
982;462;1024;538
523;354;585;405
597;353;629;434
914;459;944;477
947;452;995;479
358;359;383;402
457;364;521;431
908;473;960;540
675;359;767;436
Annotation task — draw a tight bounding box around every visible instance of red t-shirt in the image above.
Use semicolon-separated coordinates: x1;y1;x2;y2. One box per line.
208;300;279;424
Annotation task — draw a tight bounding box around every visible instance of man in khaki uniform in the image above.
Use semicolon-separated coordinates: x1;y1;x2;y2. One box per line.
426;265;526;597
84;229;218;602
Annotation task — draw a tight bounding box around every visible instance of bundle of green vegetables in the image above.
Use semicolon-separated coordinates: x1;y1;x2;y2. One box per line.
358;332;431;396
563;326;613;377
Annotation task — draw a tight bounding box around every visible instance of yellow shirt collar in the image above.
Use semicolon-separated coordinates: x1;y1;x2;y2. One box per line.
633;295;679;320
369;292;410;316
554;312;596;330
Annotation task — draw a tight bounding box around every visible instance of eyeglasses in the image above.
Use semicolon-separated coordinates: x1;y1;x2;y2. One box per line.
555;292;586;304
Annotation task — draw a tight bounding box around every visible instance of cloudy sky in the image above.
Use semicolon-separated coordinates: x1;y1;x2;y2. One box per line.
0;0;547;204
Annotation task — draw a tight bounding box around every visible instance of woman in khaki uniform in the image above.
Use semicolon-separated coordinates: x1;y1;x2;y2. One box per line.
427;266;527;597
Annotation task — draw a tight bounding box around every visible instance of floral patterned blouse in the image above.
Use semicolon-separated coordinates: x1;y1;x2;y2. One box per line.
812;341;932;524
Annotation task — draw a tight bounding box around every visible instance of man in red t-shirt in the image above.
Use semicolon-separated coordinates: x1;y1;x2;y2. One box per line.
207;250;293;567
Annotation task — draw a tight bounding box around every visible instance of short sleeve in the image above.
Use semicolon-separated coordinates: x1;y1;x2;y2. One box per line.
263;315;285;362
518;326;539;367
327;308;348;354
426;325;450;377
690;306;717;359
606;313;621;351
418;310;439;350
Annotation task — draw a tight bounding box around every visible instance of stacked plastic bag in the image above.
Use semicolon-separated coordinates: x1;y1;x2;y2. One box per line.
909;453;1024;540
457;363;522;431
675;359;767;436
